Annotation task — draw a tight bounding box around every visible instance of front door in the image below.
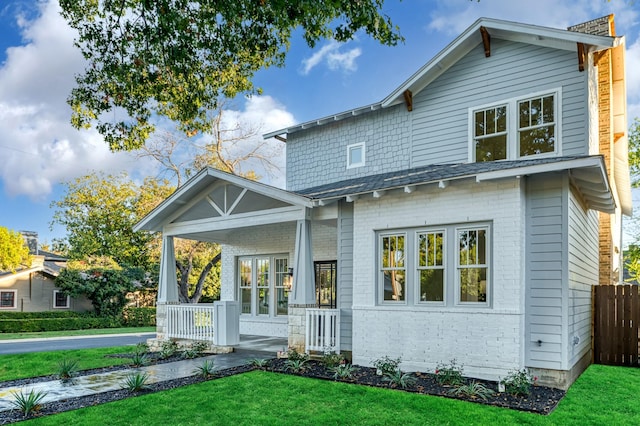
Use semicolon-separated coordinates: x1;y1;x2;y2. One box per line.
315;261;337;309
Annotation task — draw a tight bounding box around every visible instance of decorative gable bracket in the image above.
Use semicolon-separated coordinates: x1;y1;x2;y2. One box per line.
480;26;491;57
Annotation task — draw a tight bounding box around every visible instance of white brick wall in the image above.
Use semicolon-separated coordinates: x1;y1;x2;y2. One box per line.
220;221;338;337
351;178;526;381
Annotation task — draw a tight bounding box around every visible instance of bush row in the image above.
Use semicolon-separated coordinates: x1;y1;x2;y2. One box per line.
0;307;156;333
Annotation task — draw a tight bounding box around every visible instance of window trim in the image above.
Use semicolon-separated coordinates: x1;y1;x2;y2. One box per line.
237;254;289;318
379;232;407;305
347;142;365;169
468;88;562;163
455;225;491;307
53;290;70;309
0;290;17;309
415;229;446;306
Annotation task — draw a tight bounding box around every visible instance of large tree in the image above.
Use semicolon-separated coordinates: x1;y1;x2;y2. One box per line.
625;118;640;282
59;0;402;150
0;227;31;272
50;172;168;268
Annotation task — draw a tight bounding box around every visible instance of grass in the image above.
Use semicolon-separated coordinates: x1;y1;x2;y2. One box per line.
15;364;640;425
0;327;155;340
0;346;137;381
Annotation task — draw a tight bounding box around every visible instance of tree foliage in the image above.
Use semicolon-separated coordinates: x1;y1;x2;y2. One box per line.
50;172;171;268
625;118;640;282
628;118;640;187
0;227;31;272
59;0;402;150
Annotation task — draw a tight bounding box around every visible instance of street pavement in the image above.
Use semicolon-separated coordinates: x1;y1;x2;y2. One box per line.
0;333;156;354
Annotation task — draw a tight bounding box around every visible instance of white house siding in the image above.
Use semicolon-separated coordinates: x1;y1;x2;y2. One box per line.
338;201;354;351
567;187;598;366
525;174;567;370
219;221;337;337
285;104;411;191
350;179;526;381
410;39;588;167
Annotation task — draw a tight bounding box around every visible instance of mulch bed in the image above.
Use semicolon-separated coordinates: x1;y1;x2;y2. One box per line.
0;355;565;424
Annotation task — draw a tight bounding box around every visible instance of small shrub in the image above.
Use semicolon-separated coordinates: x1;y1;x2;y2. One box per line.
56;359;79;381
160;340;179;359
249;358;269;369
10;389;47;417
448;381;496;401
501;369;534;396
129;351;150;367
134;342;149;355
284;358;307;373
383;370;417;389
329;363;358;380
435;359;464;386
122;372;149;392
373;355;401;376
181;347;199;359
321;350;345;368
193;359;216;378
286;347;308;362
190;340;209;355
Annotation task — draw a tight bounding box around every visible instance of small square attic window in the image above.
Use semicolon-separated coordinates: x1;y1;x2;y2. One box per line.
347;143;365;169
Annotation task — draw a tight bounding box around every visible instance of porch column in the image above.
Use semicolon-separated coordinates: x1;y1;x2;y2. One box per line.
289;218;316;352
156;235;179;341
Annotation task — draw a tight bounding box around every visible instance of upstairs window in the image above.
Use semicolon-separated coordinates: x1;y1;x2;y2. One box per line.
470;90;559;162
347;143;365;168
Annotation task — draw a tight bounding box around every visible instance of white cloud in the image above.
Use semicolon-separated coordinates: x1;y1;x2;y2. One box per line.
301;41;362;75
0;0;146;200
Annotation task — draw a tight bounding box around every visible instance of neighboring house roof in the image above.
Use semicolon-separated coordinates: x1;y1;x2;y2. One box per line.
264;17;620;140
294;155;615;213
0;249;67;283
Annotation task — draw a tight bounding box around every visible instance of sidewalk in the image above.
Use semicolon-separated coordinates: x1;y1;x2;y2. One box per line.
0;335;286;412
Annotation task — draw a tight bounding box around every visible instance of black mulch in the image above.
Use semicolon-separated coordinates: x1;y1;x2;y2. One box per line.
0;356;565;424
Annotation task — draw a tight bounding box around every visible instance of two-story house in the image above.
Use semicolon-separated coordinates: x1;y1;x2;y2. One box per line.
135;15;631;389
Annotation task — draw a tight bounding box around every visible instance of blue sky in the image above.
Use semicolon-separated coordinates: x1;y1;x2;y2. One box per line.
0;0;639;245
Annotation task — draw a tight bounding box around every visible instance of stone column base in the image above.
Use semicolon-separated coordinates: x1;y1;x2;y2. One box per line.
287;304;316;353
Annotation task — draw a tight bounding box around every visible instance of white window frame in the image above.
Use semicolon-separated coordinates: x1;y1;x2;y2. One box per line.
468;88;562;162
347;142;365;169
376;223;491;308
237;254;289;318
53;290;70;309
0;290;17;309
455;226;490;307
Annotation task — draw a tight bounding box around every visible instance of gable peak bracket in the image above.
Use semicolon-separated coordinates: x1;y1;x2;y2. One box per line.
577;42;586;72
403;89;413;112
480;26;491;58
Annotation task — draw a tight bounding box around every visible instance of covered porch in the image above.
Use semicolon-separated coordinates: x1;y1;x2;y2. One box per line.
134;167;344;354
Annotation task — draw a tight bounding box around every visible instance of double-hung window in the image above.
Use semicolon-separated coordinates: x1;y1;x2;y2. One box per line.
378;224;490;307
471;90;559;162
0;290;16;309
238;255;288;317
53;290;70;309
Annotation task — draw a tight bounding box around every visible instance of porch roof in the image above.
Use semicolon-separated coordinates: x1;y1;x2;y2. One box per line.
295;155;616;214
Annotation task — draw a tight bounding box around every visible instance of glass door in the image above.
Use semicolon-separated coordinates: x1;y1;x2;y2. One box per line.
315;261;337;309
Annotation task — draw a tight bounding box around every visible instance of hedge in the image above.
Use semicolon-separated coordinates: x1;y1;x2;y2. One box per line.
122;307;156;327
0;316;120;333
0;311;94;319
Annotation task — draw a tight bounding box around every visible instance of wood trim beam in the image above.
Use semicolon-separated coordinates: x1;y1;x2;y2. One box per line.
274;135;287;143
480;27;491;57
577;43;585;72
403;89;413;112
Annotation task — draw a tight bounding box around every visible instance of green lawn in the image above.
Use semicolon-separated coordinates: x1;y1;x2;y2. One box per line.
0;327;155;340
12;362;640;425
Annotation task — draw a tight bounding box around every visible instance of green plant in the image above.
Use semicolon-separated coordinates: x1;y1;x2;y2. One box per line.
193;359;216;378
284;358;308;373
160;340;179;359
500;368;534;396
383;370;417;389
181;347;199;359
10;389;48;417
129;351;150;367
121;372;150;392
448;381;496;401
249;358;269;369
329;363;359;380
321;350;345;368
373;355;401;376
285;347;308;362
134;342;149;355
190;340;209;355
56;358;79;380
435;359;464;386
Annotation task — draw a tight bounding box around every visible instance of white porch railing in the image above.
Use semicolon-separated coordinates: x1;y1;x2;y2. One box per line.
166;304;216;342
305;308;340;353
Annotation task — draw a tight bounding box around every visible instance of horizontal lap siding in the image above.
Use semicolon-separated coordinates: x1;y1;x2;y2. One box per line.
568;189;598;366
526;175;566;369
411;39;588;167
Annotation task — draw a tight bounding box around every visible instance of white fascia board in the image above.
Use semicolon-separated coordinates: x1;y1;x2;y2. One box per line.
475;157;607;184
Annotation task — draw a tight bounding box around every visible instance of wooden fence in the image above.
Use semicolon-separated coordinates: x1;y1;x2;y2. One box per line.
593;285;640;366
